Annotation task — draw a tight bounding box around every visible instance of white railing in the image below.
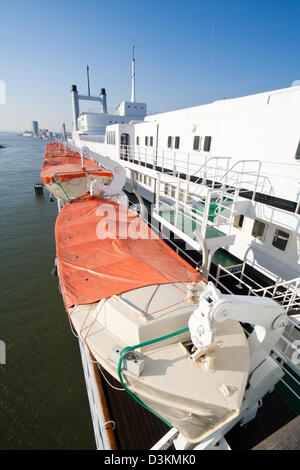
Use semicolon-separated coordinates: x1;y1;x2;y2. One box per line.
119;145;300;213
128;197;300;402
155;169;243;233
153;174;241;254
253;277;300;311
121;144;231;182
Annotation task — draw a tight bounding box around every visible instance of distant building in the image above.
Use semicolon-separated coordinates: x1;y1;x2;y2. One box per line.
62;123;67;140
39;129;48;139
32;121;38;136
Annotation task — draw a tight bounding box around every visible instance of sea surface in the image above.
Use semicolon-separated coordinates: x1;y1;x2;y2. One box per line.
0;133;95;449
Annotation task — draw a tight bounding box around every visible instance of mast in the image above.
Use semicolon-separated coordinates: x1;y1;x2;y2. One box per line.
86;65;91;96
131;43;135;103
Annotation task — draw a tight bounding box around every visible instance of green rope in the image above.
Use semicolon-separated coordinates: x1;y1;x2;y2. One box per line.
53;171;107;204
54;174;72;202
117;327;189;427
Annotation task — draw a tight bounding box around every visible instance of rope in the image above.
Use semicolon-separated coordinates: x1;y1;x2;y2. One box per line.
98;364;125;392
54;174;71;201
83;299;108;342
102;420;116;431
140;296;193;318
143;285;160;313
80;304;93;337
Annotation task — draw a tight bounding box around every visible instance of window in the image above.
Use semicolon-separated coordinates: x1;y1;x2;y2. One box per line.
150;136;153;147
252;220;265;240
234;214;244;229
272;229;289;251
145;136;148;146
167;136;180;149
203;136;212;152
136;136;140;146
295;139;300;160
106;131;116;145
193;136;201;151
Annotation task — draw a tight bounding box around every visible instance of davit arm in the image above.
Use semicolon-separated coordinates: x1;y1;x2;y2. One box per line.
188;282;288;373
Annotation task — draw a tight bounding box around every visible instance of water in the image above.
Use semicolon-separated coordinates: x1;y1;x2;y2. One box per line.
0;133;95;449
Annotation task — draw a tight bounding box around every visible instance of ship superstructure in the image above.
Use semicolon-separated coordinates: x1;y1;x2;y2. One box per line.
42;54;300;449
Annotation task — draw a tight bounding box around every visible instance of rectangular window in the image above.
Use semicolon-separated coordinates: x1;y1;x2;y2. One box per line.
193;136;201;151
136;136;139;146
145;136;148;146
233;214;244;229
203;136;212;152
252;220;265;239
167;136;172;148
272;229;289;251
174;136;180;149
150;136;153;147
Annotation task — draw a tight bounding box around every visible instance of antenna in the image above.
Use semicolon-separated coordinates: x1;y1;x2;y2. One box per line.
86;65;91;96
131;41;136;102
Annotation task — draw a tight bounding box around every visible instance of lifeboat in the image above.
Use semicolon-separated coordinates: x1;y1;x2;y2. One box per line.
41;143;113;201
55;195;250;444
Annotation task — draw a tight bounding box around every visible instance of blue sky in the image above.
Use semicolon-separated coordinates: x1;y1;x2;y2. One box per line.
0;0;300;132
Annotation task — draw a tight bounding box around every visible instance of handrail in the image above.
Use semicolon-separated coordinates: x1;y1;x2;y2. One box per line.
191;156;231;182
252;277;300;294
215;159;261;185
62;140;300;214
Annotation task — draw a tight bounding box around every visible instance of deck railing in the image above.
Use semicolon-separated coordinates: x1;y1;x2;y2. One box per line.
128;197;300;403
119;144;300;214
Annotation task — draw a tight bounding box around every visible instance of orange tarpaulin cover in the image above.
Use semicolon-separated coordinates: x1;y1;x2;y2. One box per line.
55;197;202;309
40;155;113;184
